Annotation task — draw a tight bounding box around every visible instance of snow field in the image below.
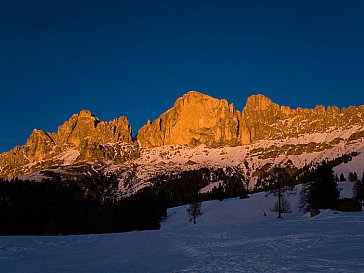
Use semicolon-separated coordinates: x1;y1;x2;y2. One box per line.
1;182;363;273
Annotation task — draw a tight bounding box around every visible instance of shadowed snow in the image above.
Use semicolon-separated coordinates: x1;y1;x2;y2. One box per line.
1;183;363;273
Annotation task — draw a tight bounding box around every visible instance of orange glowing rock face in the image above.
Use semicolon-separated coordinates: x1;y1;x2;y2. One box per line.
1;90;364;179
0;110;135;178
137;91;241;148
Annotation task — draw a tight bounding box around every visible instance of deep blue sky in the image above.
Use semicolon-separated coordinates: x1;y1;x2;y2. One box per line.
1;0;364;152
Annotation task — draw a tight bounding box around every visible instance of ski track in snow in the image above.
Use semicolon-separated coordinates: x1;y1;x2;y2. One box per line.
1;182;364;273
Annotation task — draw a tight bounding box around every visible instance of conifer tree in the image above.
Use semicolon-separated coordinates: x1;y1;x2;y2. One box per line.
340;173;346;182
305;162;340;210
348;172;352;182
348;172;358;182
353;179;364;201
334;174;339;182
217;183;224;201
353;172;358;182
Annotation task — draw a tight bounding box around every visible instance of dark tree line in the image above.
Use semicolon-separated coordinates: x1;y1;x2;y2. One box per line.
0;174;164;235
348;172;358;182
0;167;248;235
1;153;356;234
147;167;248;208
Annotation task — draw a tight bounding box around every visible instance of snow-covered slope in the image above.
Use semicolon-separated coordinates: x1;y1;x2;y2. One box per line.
334;151;364;178
114;127;364;194
12;126;364;197
1;183;363;273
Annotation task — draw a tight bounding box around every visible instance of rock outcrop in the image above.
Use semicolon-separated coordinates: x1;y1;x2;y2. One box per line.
137;91;241;148
54;110;132;150
0;111;135;178
138;92;364;147
240;94;364;144
1;90;364;179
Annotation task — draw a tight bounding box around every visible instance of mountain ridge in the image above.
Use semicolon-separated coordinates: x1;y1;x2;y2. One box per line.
1;91;364;181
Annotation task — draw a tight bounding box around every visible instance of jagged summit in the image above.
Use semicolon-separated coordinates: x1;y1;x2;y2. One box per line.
0;110;135;178
137;90;240;148
181;90;212;99
240;94;364;144
1;90;364;179
49;110;133;149
79;109;97;118
169;90;232;112
244;94;276;111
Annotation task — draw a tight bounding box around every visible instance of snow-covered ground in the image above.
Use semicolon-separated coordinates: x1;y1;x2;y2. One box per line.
1;183;363;273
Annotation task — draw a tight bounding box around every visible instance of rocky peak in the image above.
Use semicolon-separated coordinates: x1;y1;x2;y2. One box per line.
79;109;96;118
24;129;56;162
52;110;133;149
1;91;364;180
137;91;241;148
178;90;219;103
55;110;133;155
0;110;134;178
92;116;132;144
244;94;277;111
55;110;100;148
240;94;364;144
27;129;54;145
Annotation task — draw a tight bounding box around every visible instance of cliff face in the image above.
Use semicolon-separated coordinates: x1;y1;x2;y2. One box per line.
240;94;364;144
137;91;241;148
0;111;135;178
137;92;364;147
53;110;134;160
1;90;364;179
54;110;132;148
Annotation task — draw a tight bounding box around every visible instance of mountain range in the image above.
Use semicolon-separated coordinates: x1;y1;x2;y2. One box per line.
1;91;364;195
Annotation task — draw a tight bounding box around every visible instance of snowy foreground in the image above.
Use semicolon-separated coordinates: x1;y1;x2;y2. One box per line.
1;183;364;273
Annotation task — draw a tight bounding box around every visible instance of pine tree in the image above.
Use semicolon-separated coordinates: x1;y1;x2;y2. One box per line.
340;173;346;182
305;162;340;210
217;183;224;201
353;180;364;201
348;172;359;182
348;172;354;182
353;172;358;182
334;174;339;182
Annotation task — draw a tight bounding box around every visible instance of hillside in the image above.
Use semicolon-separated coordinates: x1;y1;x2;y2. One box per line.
1;182;363;273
